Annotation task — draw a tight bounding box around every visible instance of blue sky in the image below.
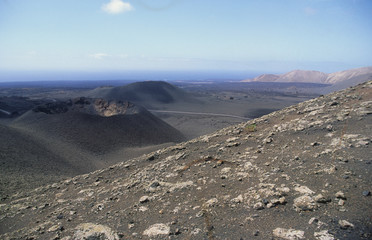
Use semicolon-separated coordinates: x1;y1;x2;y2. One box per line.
0;0;372;81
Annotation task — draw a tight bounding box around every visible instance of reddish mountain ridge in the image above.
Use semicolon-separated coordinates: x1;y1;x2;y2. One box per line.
243;66;372;86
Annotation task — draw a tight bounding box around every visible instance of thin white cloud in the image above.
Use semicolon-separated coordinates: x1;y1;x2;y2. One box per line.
102;0;133;14
90;53;110;59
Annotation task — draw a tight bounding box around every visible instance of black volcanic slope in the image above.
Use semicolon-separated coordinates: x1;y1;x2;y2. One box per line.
1;98;184;198
1;81;370;239
0;124;80;199
88;81;197;108
11;98;185;154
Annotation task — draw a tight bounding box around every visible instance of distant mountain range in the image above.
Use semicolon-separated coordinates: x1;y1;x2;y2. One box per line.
242;66;372;85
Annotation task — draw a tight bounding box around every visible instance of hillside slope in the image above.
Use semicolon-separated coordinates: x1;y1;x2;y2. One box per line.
1;82;371;239
0;124;81;199
326;67;372;84
321;68;372;94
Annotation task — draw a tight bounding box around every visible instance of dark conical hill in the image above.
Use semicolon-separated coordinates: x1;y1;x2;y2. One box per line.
88;81;196;108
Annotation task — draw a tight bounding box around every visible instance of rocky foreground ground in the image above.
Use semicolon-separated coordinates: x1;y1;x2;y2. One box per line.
0;81;371;239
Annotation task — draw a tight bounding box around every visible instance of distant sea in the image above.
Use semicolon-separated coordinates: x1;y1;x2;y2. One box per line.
0;70;264;83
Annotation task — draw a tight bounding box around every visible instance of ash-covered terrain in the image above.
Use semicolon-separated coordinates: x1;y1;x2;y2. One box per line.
0;81;370;239
0;97;184;197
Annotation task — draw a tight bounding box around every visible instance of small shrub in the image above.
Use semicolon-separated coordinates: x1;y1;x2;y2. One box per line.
245;123;257;132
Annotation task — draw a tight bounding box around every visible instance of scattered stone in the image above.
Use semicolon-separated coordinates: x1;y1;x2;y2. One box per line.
216;159;224;166
139;196;149;203
314;230;335;240
74;223;119;240
273;228;305;239
279;197;287;204
270;197;286;206
206;198;218;207
174;228;181;235
324;166;337;174
220;167;231;174
356;140;369;146
226;137;239;143
335;191;346;199
338;207;346;212
314;194;331;203
264;137;273;144
294;185;315;195
143;223;170;237
150;181;160;188
293;195;317;212
231;194;243;203
191;228;202;235
139;206;148;212
362;190;371;196
308;217;319;225
338;220;354;229
266;203;274;208
277;187;290;195
160;180;194;193
226;142;240;147
254;202;264;210
196;211;204;218
147;154;157;161
48;225;60;232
